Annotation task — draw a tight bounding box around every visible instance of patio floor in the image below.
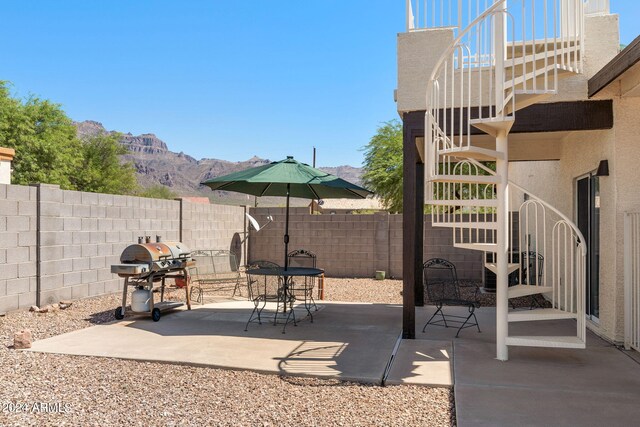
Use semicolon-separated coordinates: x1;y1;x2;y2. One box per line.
27;300;640;426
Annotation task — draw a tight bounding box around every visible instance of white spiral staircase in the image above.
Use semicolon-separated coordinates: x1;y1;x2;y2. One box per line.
417;0;587;360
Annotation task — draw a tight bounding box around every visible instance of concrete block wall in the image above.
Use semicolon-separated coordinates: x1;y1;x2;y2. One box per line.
0;182;247;314
0;181;487;312
249;208;382;278
36;185;181;306
423;217;483;281
0;184;37;313
389;214;403;277
249;208;484;280
181;201;246;264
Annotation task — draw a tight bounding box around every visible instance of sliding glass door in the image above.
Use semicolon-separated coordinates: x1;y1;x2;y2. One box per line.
576;174;600;320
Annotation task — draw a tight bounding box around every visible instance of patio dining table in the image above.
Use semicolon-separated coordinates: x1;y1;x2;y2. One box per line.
246;266;324;305
246;266;324;324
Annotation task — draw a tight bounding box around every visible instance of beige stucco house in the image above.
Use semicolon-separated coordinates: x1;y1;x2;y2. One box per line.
308;197;384;214
397;0;640;358
0;147;15;185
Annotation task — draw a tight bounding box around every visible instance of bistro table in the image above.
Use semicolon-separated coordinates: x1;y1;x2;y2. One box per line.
245;266;324;332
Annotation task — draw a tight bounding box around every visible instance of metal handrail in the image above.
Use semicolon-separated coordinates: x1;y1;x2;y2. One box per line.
509;180;586;255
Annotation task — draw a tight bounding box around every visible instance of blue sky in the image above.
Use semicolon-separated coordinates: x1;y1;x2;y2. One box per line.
2;1;638;167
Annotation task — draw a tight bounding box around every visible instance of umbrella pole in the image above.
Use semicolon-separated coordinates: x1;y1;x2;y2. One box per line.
284;183;290;270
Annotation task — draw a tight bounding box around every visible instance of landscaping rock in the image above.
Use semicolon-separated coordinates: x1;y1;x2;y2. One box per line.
38;304;60;313
13;329;32;349
59;300;73;310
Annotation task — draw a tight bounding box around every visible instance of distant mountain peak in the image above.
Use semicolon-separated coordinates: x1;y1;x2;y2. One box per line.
72;120;363;202
75;120;167;154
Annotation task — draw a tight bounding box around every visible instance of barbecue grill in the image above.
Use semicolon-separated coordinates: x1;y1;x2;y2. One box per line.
111;236;195;321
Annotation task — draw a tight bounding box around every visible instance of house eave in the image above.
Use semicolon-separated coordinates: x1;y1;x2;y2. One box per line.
588;34;640;98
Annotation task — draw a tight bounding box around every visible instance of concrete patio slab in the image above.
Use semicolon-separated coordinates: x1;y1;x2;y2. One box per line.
26;299;640;426
28;301;403;384
385;338;454;387
417;305;640;426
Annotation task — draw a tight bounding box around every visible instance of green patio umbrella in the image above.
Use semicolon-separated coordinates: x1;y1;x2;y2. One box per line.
201;156;373;269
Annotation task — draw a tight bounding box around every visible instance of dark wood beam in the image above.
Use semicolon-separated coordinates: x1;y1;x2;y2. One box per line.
402;113;425;339
589;34;640;97
511;100;613;133
403;99;613;135
415;161;424;308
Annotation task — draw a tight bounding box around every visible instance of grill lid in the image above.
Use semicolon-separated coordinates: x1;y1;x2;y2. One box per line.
163;242;191;260
119;241;192;264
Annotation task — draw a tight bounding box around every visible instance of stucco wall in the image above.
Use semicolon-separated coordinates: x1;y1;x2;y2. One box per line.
612;96;640;342
0;161;11;185
560;129;617;340
527;95;640;346
396;13;620;112
397;28;454;113
508;161;563;209
548;14;620;103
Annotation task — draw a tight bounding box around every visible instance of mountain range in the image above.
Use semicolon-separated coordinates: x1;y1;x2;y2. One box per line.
74;121;363;205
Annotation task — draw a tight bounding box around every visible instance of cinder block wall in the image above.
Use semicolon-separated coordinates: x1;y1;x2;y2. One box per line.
248;207;484;280
37;184;181;306
0;183;246;314
181;202;246;265
248;208;381;277
0;182;486;312
423;216;484;280
0;184;37;313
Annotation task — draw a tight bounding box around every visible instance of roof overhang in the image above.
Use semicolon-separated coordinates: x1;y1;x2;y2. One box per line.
0;147;15;161
589;35;640;98
403;100;613;162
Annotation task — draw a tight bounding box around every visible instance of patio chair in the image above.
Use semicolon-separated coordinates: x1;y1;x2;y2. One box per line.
287;249;318;317
244;261;296;333
422;258;481;338
245;260;279;300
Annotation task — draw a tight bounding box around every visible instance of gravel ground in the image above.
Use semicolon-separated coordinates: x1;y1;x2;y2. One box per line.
0;279;455;427
322;276;541;309
324;278;403;304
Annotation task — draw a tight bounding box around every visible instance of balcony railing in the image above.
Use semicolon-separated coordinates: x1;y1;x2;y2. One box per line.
407;0;593;32
406;0;493;32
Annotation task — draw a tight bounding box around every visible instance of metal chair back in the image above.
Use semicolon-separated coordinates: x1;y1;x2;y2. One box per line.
287;249;319;314
423;258;460;303
246;261;281;302
422;258;481;337
287;249;317;268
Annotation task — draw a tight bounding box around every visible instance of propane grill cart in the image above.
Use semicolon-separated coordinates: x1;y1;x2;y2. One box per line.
111;237;195;321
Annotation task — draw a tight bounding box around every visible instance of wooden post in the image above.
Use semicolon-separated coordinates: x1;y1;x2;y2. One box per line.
415;161;424;307
402;114;425;338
